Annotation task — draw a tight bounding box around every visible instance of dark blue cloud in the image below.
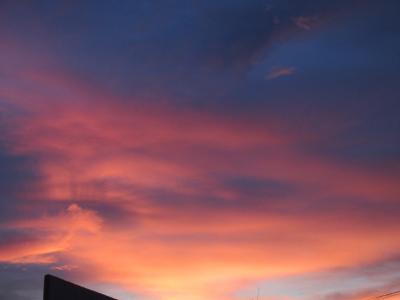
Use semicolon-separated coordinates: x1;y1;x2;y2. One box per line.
0;0;368;99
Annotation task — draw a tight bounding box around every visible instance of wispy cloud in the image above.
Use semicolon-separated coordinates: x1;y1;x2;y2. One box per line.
266;67;296;80
0;1;400;300
0;63;399;299
293;16;318;30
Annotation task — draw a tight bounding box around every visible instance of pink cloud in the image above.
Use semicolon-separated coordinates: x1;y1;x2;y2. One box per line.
266;66;296;80
293;16;318;31
0;48;399;299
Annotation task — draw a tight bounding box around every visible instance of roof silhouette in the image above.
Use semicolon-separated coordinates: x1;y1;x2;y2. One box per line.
44;274;117;300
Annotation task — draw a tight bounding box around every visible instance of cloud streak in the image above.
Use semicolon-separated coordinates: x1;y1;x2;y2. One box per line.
0;61;399;299
0;1;399;300
266;66;296;80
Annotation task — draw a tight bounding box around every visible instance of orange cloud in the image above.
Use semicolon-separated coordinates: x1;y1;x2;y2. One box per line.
0;63;400;299
266;67;296;80
0;204;101;264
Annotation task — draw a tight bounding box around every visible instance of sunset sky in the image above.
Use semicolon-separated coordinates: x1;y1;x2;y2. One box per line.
0;1;400;300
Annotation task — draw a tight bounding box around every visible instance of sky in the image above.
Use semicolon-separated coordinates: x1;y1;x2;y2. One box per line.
0;1;400;300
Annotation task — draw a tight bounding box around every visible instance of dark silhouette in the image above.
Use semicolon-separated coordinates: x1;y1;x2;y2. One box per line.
44;274;117;300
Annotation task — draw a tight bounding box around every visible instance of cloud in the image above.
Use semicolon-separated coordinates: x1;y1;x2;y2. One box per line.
293;16;318;30
312;256;400;300
0;5;400;299
0;204;102;265
0;64;399;300
321;286;400;300
266;66;296;80
0;0;363;79
191;0;361;68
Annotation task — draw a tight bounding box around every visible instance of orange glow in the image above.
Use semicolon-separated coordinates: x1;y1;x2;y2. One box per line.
0;64;400;299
